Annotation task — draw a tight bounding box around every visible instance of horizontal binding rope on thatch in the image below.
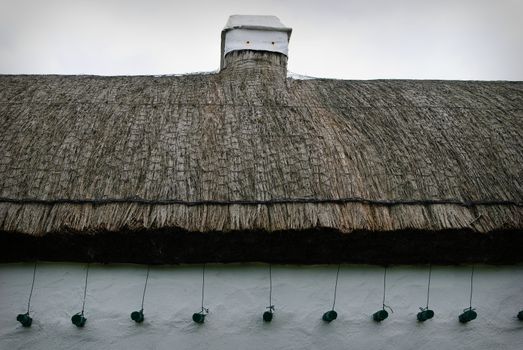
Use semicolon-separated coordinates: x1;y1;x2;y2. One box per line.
0;196;521;208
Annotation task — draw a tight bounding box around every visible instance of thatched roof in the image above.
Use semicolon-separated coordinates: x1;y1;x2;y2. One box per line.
1;51;522;263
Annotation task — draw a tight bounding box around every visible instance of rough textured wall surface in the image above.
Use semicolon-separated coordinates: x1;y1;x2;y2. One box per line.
0;263;522;350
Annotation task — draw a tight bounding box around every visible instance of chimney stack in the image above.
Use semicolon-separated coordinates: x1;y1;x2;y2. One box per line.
220;15;292;72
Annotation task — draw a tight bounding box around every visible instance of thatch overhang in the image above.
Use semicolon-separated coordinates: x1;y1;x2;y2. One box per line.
1;51;522;264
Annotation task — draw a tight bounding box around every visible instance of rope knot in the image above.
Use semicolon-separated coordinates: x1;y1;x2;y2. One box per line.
383;304;394;313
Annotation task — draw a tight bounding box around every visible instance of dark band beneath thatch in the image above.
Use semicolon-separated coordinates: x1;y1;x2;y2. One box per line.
0;196;521;207
1;228;521;264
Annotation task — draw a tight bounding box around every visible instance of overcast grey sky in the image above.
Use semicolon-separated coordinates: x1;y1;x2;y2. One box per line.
1;0;522;80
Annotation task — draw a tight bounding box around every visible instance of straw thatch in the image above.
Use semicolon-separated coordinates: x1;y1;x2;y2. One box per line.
0;51;522;263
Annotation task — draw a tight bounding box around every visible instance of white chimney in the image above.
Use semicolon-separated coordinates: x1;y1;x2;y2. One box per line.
220;15;292;70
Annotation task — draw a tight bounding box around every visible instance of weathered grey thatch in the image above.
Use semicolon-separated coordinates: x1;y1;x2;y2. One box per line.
0;51;522;263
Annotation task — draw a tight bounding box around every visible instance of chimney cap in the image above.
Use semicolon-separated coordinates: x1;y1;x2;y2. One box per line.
223;15;292;33
220;15;292;70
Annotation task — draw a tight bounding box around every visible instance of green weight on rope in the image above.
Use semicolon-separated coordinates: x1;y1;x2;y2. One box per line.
373;309;388;322
322;310;338;322
71;313;87;327
458;308;477;323
192;312;206;324
417;309;435;322
16;313;32;327
263;311;273;322
131;310;144;323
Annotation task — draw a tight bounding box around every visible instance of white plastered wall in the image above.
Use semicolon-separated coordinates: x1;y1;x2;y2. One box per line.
0;263;522;350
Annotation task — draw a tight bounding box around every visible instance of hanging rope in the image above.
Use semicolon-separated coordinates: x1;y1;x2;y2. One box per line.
200;264;208;314
332;264;341;310
416;264;435;321
382;267;387;308
140;265;150;310
267;264;274;311
269;264;272;307
26;261;37;314
426;264;432;309
458;265;477;323
201;263;205;310
265;234;275;315
469;265;475;309
81;263;90;315
382;266;393;313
